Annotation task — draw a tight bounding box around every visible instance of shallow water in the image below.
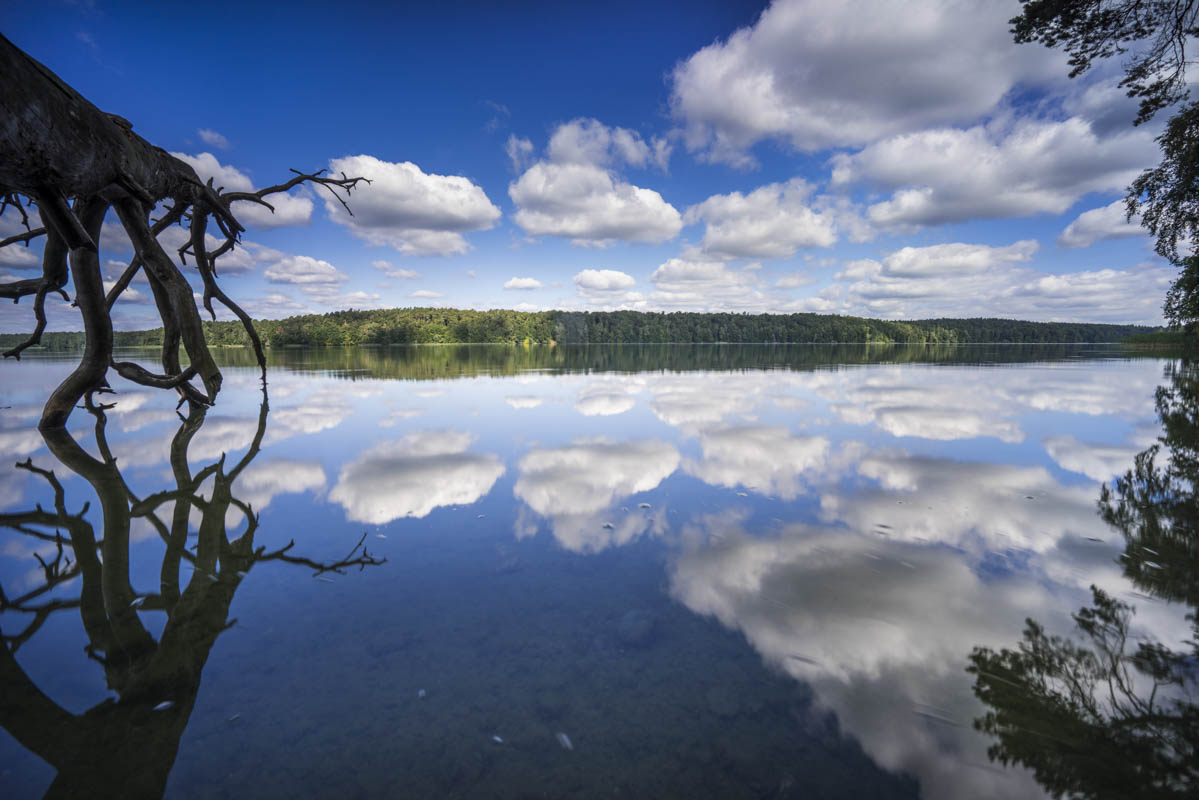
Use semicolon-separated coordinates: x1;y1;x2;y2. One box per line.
1;344;1194;799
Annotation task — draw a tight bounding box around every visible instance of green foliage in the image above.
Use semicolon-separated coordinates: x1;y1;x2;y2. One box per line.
1121;330;1192;345
970;356;1199;799
1130;104;1199;266
0;309;1156;352
969;587;1199;799
1099;357;1198;606
1162;255;1199;332
1011;1;1199;328
1011;1;1198;125
0;309;1158;353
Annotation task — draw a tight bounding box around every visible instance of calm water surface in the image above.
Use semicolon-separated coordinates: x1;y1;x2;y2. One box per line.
1;344;1195;799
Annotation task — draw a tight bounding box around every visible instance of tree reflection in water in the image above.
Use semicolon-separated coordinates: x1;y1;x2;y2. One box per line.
968;358;1199;799
0;390;383;800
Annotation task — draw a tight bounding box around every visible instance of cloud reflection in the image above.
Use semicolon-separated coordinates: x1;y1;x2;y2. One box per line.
514;439;679;551
683;425;830;499
331;430;504;523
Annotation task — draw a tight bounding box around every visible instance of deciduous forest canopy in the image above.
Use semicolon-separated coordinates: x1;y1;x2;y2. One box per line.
0;307;1153;349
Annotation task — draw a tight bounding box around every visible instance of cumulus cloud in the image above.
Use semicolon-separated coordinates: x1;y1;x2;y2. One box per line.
815;240;1172;324
0;206;42;269
568;268;643;308
325;155;501;256
504;276;543;290
670;0;1064;165
1057;199;1147;248
0;244;40;270
372;259;421;279
196;128;231;149
831;118;1156;228
509;119;681;247
823;451;1109;553
572;375;645;417
649;257;769;310
546;117;670;171
574;268;636;291
173;152;314;228
685;178;836;258
515;439;680;517
510;162;682;246
410;289;443;299
330;431;504;523
684;425;830;499
102;280;150;304
264;255;348;287
514;439;679;552
1044;435;1143;482
236;459;327;515
819;366;1027;442
668;519;1060;800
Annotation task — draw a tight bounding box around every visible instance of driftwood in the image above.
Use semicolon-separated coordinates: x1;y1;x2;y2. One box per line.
0;33;366;428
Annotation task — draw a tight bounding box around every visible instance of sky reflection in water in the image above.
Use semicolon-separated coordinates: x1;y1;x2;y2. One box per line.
0;345;1193;799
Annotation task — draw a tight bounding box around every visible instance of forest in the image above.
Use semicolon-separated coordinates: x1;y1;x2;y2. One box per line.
0;307;1157;352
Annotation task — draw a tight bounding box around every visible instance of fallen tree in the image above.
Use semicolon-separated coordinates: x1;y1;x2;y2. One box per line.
0;33;366;428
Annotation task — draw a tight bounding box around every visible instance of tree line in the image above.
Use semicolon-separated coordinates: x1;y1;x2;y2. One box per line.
0;307;1157;351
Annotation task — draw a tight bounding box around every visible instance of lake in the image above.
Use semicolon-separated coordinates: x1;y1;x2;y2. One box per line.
1;344;1195;799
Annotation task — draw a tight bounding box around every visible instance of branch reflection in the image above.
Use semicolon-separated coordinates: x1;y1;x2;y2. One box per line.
969;357;1199;799
0;389;383;800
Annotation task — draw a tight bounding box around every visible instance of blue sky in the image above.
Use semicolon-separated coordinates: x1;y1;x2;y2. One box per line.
0;0;1176;329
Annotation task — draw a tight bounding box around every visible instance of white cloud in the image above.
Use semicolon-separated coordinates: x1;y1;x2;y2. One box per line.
372;260;421;279
515;439;680;518
573;269;635;291
1057;199;1147;248
330;431;504;523
514;439;679;552
831;118;1156;228
264;255;348;287
573;375;645;417
237;459;327;514
569;269;643;309
173;152;314;228
505;134;534;172
196;128;231;150
775;272;814;289
504;276;543;290
0;243;39;269
510;161;682;246
817;240;1171;324
410;289;443;299
102;280;150;304
670;0;1064;165
0;206;42;269
649;257;769;311
668;519;1061;800
324;155;502;256
685;178;836;259
546;117;670;170
823;451;1109;553
1044;435;1143;481
684;425;830;499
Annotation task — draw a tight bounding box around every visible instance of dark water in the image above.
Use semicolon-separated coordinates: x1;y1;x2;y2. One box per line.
1;344;1195;799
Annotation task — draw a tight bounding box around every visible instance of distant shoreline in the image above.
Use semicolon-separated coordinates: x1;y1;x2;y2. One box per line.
0;307;1165;350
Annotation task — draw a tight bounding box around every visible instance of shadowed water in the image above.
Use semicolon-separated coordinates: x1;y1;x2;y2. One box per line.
0;344;1194;799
